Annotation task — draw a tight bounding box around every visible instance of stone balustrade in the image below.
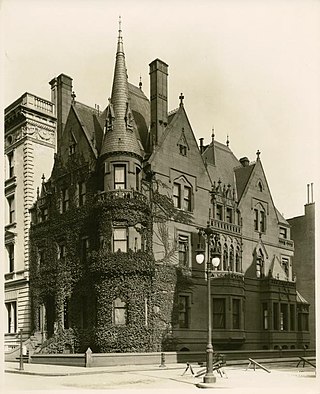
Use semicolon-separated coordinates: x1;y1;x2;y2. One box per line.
210;218;241;234
97;189;148;204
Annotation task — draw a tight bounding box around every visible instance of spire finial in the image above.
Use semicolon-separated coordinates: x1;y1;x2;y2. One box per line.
41;173;45;183
179;93;184;106
212;128;216;166
211;127;215;141
118;15;122;37
139;75;142;90
226;134;229;147
256;149;261;160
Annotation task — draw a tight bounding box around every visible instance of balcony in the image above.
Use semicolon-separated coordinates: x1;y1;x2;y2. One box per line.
210;219;241;235
97;189;148;204
279;238;294;249
211;271;244;281
22;94;55;116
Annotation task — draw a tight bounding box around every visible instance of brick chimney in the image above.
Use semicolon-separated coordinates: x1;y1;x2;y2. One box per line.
49;74;73;149
149;59;168;147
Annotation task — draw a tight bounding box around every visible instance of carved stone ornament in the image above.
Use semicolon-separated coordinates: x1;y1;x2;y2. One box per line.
19;124;54;144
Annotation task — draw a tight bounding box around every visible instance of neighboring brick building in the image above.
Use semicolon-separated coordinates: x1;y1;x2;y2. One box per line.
4;93;56;350
7;24;311;354
288;186;315;349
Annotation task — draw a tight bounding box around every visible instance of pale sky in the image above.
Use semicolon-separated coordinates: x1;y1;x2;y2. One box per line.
2;0;320;219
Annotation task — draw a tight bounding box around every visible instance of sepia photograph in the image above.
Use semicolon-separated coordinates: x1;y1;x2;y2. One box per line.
2;0;318;393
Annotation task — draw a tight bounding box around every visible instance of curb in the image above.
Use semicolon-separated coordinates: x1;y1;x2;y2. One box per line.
4;364;184;377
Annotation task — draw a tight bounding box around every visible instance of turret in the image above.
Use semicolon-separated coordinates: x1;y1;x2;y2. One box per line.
100;18;143;192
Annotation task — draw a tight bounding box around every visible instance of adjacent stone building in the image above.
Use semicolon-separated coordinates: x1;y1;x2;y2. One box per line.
5;24;312;354
288;185;316;349
4;93;56;350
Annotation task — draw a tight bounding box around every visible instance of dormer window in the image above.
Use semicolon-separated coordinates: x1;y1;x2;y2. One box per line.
69;132;77;156
279;227;287;239
177;127;189;157
179;144;187;156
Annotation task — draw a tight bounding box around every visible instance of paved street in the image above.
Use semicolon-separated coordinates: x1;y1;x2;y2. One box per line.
3;361;317;393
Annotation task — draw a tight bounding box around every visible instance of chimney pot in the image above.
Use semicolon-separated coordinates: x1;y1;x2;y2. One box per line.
239;157;250;167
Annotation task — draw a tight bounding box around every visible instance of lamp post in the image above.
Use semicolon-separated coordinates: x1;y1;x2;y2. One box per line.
195;223;220;387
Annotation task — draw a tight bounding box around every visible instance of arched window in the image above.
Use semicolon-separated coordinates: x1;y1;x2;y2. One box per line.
229;245;234;271
223;244;228;271
235;247;241;272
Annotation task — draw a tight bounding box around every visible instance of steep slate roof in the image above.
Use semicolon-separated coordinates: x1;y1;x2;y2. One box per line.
234;163;255;201
275;208;290;226
100;26;143;158
128;83;150;151
73;101;104;156
203;141;240;189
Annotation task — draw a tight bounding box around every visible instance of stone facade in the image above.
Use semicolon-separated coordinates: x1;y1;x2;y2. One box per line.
6;26;313;354
4;93;56;350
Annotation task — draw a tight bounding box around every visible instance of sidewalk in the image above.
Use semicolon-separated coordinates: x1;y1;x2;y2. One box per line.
4;360;317;393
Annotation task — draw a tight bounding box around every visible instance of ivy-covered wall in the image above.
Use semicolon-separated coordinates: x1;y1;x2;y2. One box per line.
29;155;192;354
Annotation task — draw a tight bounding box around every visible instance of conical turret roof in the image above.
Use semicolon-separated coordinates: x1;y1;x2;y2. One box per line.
100;20;143;159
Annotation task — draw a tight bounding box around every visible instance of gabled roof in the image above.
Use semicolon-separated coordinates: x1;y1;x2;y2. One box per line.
276;208;290;226
72;101;104;157
296;290;309;304
167;108;179;125
234;163;255;201
148;104;192;162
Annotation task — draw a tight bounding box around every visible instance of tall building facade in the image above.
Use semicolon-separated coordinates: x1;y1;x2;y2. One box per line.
287;185;315;349
6;25;311;354
4;93;56;350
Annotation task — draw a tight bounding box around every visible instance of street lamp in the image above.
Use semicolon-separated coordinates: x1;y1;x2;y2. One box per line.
195;222;220;387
